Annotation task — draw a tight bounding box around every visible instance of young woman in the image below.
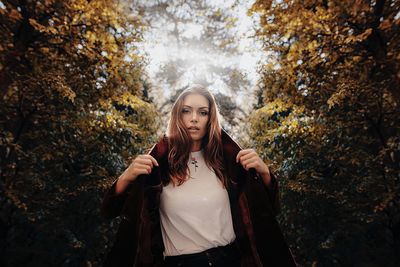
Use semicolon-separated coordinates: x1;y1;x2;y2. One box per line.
101;85;297;267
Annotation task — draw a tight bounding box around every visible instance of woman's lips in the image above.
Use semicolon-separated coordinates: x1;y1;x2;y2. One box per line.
188;128;200;133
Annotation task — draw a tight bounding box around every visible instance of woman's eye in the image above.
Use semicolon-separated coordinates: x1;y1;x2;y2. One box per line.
182;109;190;113
200;111;208;116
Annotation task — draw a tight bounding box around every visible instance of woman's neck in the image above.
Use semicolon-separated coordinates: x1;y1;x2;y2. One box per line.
191;141;201;152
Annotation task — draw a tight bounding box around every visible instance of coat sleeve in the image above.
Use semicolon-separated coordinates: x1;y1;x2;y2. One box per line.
101;177;136;220
258;170;280;216
100;137;165;220
237;162;281;217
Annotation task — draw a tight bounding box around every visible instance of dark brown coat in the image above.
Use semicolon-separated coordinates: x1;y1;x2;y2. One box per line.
101;129;297;266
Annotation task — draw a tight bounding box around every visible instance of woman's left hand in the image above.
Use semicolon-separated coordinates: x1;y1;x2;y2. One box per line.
236;149;271;185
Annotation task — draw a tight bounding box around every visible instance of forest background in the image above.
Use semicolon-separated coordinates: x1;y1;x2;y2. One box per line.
0;0;399;266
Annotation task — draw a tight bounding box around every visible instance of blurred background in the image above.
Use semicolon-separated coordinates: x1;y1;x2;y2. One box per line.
0;0;399;266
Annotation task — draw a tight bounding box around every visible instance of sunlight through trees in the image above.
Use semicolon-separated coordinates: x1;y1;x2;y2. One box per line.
0;0;399;266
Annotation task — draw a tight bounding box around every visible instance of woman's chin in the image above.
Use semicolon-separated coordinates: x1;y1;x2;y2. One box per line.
190;134;204;142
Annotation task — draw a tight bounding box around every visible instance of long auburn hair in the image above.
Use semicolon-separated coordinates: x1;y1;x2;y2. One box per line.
166;84;227;187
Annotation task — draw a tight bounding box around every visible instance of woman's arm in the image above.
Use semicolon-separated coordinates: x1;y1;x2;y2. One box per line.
259;167;272;187
114;167;137;195
236;149;272;187
237;149;280;215
101;154;159;219
255;170;280;215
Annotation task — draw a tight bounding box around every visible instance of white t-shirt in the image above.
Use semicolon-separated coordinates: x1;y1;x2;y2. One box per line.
159;149;236;256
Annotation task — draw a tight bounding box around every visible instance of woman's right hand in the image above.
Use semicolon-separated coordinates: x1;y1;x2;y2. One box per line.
115;154;159;194
124;154;159;182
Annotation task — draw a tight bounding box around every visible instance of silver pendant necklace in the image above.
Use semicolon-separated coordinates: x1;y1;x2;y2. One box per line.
190;155;199;172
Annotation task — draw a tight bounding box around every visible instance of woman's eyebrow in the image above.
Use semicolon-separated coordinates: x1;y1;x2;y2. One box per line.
183;105;209;109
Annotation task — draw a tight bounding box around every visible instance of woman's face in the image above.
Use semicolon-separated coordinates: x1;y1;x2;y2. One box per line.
181;93;210;148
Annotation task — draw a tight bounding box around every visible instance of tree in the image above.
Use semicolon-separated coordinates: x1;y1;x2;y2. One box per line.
135;0;252;134
249;1;400;266
0;0;158;266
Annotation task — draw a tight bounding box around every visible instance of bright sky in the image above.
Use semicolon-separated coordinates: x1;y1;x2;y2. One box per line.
136;0;265;112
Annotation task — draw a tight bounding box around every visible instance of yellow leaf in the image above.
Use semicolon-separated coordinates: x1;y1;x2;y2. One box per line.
9;8;22;21
307;40;318;51
356;28;372;41
352;56;362;62
29;18;47;32
379;19;391;31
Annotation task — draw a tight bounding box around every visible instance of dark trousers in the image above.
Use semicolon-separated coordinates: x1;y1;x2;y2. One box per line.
163;242;241;267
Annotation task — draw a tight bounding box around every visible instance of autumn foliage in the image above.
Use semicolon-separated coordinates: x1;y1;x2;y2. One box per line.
0;0;157;266
249;0;399;266
1;0;399;266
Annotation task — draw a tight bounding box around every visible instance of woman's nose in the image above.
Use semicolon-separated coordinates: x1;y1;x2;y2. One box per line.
191;112;198;121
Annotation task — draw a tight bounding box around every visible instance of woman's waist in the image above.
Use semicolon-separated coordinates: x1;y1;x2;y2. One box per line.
164;241;239;262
